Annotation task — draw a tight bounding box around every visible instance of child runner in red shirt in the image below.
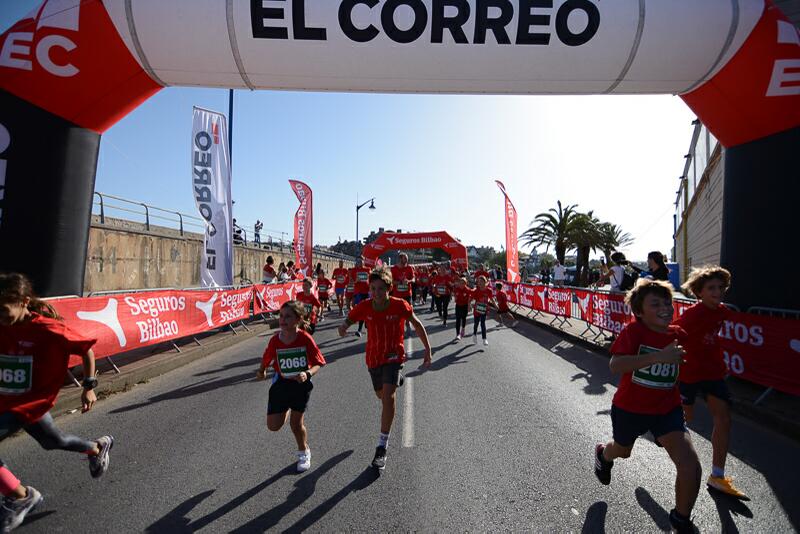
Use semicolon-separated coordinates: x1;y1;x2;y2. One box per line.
0;273;114;532
431;264;454;326
349;259;372;337
257;301;325;473
296;279;322;335
471;276;496;346
390;253;415;306
675;266;748;500
332;260;349;317
452;277;474;342
316;271;333;319
493;282;519;328
594;279;701;534
338;267;432;471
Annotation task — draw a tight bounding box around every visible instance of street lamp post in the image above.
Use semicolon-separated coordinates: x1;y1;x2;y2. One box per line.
356;198;376;243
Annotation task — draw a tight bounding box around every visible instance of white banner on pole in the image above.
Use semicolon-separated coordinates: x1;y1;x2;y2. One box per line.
191;107;233;288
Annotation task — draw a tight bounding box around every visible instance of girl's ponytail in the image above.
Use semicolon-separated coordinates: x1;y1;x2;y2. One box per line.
0;272;62;320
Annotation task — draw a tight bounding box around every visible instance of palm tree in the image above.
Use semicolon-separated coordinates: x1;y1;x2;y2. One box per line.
566;211;602;286
519;201;578;264
597;223;634;264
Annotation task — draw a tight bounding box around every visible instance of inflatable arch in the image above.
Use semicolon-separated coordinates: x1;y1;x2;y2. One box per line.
362;231;469;270
0;0;798;308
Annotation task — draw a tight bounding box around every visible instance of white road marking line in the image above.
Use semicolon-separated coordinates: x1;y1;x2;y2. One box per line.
403;337;415;447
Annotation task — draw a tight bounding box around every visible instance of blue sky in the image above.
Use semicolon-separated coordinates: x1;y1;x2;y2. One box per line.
3;2;696;261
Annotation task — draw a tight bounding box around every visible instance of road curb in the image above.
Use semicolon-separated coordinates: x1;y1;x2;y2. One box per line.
53;319;278;418
510;308;800;443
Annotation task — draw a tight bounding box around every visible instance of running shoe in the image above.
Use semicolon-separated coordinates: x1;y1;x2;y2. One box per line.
1;486;43;533
355;331;362;338
89;435;114;478
398;370;405;388
454;335;461;343
483;339;489;346
707;476;750;500
668;509;698;534
296;449;311;473
372;446;387;470
472;334;478;345
594;444;613;485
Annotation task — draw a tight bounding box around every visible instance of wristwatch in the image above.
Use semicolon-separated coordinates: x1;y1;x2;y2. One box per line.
82;377;98;390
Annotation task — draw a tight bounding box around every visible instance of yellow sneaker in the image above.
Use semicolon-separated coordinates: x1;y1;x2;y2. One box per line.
707;475;750;501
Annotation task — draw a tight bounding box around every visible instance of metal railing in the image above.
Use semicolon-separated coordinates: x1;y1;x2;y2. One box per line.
92;192;357;262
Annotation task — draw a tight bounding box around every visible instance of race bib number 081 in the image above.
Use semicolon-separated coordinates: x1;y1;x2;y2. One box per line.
632;345;679;389
276;348;309;378
0;355;33;394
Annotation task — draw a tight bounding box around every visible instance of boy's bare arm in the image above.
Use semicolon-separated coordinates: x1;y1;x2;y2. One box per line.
609;341;685;374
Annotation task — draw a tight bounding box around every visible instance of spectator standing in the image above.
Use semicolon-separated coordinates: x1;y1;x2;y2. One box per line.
553;261;567;287
254;220;263;245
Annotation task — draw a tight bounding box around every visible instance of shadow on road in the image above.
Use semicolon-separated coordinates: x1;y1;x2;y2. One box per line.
581;501;607;534
281;467;380;532
193;356;261;377
229;450;353;533
634;487;671;531
407;346;482;377
707;487;753;534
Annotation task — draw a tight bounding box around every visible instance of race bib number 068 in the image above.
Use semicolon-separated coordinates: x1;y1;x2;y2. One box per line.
0;355;33;394
276;348;309;378
632;345;679;389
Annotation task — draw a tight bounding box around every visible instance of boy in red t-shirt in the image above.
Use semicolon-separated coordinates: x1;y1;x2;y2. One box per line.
390;253;415;306
431;265;454;326
338;267;432;471
316;270;333;318
675;266;748;500
349;259;372;337
493;283;519;328
594;279;700;534
332;260;349;316
296;279;322;335
257;301;326;473
471;276;496;346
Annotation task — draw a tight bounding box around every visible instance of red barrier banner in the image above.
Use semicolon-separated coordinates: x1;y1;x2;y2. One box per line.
573;289;594;322
673;299;694;320
516;284;537;309
52;288;253;366
253;282;304;314
542;287;572;318
719;312;800;396
589;292;632;334
498;282;519;306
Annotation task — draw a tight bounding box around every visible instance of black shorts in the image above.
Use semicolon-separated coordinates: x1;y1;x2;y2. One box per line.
611;405;686;448
369;362;404;391
679;380;732;406
267;378;314;415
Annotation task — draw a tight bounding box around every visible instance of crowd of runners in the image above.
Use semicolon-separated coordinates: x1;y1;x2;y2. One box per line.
0;258;749;533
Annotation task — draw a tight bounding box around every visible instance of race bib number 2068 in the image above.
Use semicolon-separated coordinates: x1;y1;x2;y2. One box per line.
0;355;33;394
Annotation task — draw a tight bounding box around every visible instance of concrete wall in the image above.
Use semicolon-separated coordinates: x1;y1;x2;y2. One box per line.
84;216;353;293
675;148;725;280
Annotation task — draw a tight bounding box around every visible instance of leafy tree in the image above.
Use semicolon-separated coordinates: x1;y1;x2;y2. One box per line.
520;201;578;264
566;211;601;286
597;222;634;264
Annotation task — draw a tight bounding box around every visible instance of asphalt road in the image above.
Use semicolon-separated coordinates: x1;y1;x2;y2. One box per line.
2;304;798;533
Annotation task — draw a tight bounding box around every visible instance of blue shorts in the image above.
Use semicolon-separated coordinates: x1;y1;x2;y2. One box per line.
335;288;345;296
353;293;369;305
679;380;732;406
611;405;686;448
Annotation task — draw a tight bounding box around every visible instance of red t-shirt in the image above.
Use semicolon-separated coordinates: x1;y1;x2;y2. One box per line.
471;287;494;316
431;274;453;296
296;292;322;324
350;267;371;294
418;271;430;286
332;268;349;289
495;290;510;311
610;320;688;415
453;286;474;306
348;298;414;369
262;264;276;282
0;314;96;424
262;330;326;378
391;266;415;297
316;277;332;298
674;302;731;383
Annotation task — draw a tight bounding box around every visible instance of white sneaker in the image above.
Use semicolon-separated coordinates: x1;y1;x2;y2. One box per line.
472;334;477;345
297;449;311;473
483;339;489;346
1;486;43;532
454;335;460;343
